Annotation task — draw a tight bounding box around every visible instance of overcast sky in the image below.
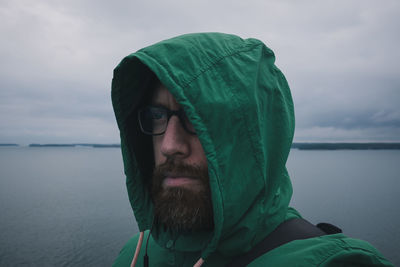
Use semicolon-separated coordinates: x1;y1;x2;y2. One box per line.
1;0;399;144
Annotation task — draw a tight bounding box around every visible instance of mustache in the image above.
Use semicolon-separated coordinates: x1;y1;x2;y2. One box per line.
153;159;209;182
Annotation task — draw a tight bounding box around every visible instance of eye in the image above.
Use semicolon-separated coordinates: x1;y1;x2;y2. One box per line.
149;107;167;120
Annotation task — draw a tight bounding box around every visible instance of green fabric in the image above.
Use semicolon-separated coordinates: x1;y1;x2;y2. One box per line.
111;33;392;266
248;234;393;266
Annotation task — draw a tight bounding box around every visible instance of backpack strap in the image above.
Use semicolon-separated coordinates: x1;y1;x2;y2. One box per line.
227;218;340;267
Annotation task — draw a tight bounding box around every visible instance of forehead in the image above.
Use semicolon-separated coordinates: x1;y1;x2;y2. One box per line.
151;84;180;109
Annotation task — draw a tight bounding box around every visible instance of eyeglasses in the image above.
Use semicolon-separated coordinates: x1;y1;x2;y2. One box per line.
138;106;196;136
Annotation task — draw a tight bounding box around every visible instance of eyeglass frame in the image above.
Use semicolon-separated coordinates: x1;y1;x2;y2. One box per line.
138;106;197;136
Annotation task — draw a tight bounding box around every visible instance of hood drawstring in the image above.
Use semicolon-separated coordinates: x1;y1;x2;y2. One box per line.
131;219;154;267
194;258;204;267
130;231;144;267
143;222;153;267
130;229;204;267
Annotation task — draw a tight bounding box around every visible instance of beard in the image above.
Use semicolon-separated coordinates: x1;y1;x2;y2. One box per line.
151;159;214;232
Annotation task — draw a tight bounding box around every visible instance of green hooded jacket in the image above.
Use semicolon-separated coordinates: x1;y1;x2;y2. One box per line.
111;33;393;266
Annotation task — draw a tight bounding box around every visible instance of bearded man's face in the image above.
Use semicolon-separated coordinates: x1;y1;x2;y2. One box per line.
150;84;213;232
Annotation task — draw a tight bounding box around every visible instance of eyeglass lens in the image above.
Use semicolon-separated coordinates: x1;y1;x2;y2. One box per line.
139;106;195;135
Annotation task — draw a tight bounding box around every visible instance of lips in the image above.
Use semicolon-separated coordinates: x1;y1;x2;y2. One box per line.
162;174;201;188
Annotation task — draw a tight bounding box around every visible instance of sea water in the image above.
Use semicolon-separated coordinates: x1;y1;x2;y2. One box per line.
287;149;399;265
0;147;398;266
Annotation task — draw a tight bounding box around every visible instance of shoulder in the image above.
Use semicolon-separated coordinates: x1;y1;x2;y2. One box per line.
112;231;150;267
248;234;393;267
319;236;393;266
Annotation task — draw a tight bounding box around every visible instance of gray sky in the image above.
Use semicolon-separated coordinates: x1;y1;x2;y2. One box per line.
1;0;399;144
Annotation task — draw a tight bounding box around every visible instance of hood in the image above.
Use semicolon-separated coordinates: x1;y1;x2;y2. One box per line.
111;32;295;260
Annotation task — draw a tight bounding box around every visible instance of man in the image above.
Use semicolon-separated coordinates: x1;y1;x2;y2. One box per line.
111;33;392;266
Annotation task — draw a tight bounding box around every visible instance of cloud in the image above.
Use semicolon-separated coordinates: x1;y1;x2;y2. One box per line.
0;0;399;143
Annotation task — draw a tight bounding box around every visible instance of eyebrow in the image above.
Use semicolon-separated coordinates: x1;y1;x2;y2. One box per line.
150;95;167;106
150;98;181;110
149;103;168;109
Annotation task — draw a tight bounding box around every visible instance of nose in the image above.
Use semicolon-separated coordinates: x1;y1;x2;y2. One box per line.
160;115;190;159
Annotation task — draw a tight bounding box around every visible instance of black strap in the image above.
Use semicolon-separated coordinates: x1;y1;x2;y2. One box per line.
227;218;338;267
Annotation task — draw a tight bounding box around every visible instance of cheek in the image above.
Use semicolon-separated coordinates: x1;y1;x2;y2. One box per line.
193;138;208;166
152;136;163;166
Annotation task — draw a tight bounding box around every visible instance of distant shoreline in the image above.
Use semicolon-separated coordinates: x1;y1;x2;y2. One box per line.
291;143;400;150
0;143;19;147
0;143;120;148
28;144;121;148
1;143;400;150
